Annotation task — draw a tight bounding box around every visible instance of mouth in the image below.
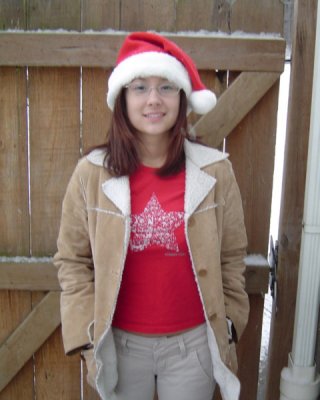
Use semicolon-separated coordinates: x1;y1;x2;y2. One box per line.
144;112;165;120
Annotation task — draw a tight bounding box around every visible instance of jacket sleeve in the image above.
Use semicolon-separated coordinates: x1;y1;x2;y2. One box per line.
54;163;95;355
220;161;249;342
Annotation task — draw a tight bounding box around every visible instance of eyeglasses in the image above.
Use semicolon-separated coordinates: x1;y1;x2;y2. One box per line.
125;81;180;98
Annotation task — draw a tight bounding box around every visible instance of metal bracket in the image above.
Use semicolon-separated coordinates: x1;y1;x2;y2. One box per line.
269;235;278;313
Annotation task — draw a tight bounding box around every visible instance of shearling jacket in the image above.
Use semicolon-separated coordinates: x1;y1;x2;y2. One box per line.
54;140;249;400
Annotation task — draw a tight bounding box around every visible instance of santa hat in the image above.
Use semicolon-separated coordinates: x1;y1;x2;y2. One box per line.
107;32;217;114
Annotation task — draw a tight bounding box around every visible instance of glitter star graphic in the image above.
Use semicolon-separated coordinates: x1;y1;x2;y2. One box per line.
130;193;184;252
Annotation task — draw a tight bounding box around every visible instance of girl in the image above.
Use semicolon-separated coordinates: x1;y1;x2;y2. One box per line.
54;31;249;400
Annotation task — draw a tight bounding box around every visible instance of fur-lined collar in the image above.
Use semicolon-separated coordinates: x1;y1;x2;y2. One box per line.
86;140;228;168
86;140;228;217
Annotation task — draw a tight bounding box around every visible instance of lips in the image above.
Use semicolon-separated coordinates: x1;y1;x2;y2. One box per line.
144;112;165;120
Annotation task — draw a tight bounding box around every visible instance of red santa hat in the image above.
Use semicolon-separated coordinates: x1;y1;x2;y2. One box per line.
107;32;217;114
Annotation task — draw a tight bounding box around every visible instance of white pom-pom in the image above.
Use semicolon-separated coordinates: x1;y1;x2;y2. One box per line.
189;90;217;114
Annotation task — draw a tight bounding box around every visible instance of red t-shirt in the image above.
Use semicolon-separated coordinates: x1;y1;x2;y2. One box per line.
112;164;205;334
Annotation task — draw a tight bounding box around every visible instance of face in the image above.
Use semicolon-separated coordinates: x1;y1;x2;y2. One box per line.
125;76;181;140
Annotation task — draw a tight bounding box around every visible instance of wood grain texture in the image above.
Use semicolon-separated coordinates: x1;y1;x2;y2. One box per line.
32;292;81;400
0;0;27;29
0;2;288;399
27;0;81;30
28;67;80;256
82;0;120;30
195;72;280;148
120;0;176;31
0;67;29;255
0;292;60;392
265;0;318;397
227;80;280;255
82;68;112;152
0;32;286;72
0;259;268;294
0;262;60;291
0;290;34;399
0;66;33;400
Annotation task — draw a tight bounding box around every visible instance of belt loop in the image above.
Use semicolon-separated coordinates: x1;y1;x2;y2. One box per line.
178;336;187;358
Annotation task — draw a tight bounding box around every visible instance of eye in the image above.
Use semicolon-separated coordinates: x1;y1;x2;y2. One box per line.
130;82;148;94
159;82;179;95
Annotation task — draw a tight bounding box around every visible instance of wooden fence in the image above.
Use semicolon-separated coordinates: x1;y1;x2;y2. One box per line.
0;1;286;399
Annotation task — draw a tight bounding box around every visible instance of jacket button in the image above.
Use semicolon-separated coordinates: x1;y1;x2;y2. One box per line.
198;268;207;277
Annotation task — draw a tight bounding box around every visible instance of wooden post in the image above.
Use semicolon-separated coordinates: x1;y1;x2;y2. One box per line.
265;0;318;397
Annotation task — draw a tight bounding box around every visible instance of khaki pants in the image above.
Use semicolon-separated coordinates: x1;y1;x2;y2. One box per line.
113;323;216;400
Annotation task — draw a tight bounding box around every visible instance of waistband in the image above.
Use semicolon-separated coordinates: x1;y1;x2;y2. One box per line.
113;323;207;349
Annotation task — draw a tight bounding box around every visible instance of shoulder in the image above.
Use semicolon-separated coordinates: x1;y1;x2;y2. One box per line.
184;139;229;168
185;141;237;184
70;149;110;183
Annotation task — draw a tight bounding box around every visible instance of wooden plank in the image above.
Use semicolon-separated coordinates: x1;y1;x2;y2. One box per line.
77;6;111;396
0;67;29;255
223;73;280;399
226;79;280;255
82;0;120;30
0;0;27;29
195;72;280;148
120;0;176;31
0;257;268;294
27;0;81;30
188;70;224;129
25;7;82;397
82;68;112;152
210;0;232;33
265;0;318;397
34;326;81;399
32;292;81;400
0;32;286;72
0;66;33;400
231;0;284;34
0;292;61;392
175;0;216;31
0;290;34;400
28;67;80;256
0;262;59;291
213;295;266;400
237;294;265;400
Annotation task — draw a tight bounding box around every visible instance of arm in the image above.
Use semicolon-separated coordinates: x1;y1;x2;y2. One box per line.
220;161;249;342
54;163;95;355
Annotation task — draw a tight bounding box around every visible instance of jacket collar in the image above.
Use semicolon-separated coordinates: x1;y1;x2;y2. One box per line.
86;141;228;216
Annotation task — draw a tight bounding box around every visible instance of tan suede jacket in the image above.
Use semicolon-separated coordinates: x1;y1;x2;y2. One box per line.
54;140;249;400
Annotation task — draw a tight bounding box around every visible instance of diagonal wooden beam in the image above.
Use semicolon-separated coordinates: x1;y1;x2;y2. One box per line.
0;292;61;392
194;71;281;147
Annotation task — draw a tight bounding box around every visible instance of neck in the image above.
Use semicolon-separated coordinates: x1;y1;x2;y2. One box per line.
137;133;170;168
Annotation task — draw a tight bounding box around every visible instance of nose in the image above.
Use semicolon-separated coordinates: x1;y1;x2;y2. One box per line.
146;87;162;104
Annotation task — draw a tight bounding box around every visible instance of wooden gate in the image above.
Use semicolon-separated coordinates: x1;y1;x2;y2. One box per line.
0;1;285;399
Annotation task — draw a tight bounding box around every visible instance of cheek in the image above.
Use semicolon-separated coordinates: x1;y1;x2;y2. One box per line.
125;96;139;124
171;101;180;121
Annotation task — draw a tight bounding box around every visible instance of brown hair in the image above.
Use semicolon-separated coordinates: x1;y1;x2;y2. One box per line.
92;89;193;177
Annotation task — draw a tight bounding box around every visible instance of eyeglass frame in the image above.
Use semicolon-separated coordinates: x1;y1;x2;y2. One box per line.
124;80;181;98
